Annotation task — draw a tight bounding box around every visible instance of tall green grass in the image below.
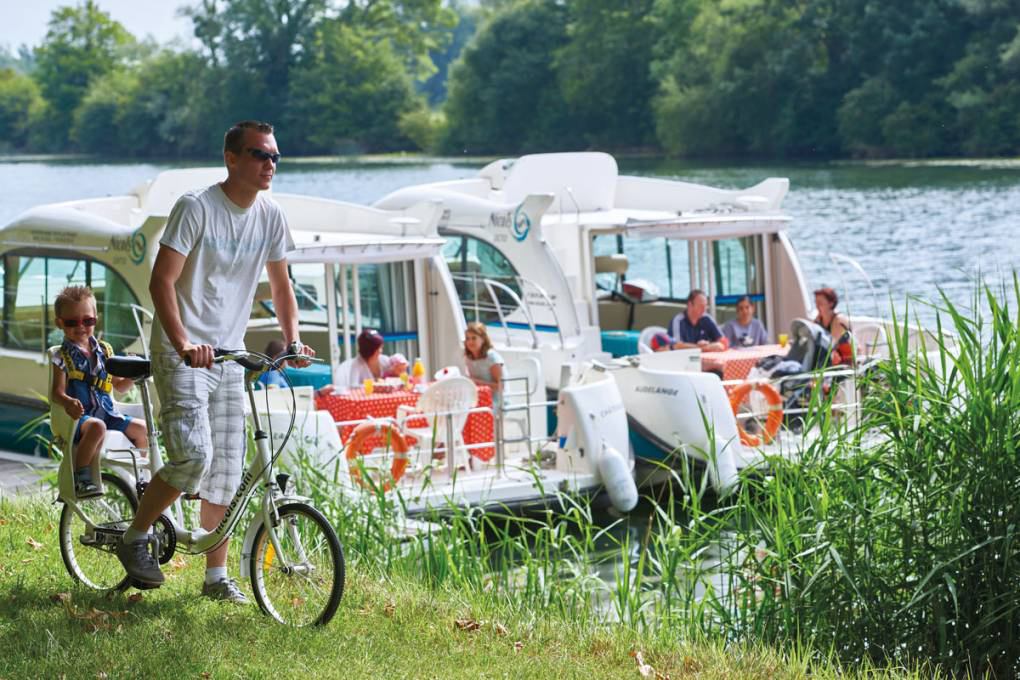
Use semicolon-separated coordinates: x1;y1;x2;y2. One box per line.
21;284;1017;676
286;284;1019;676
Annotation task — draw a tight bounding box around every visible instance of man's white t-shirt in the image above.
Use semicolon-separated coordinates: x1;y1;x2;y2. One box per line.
151;184;294;354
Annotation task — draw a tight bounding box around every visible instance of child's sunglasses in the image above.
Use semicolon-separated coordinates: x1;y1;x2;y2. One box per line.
61;317;97;328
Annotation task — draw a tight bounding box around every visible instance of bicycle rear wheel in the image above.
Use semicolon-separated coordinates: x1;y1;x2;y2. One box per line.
59;472;138;591
250;502;344;626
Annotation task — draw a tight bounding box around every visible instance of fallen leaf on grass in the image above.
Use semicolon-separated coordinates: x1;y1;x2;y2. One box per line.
97;672;108;679
454;618;482;632
199;673;211;679
127;593;143;605
383;601;395;618
49;592;71;604
26;537;43;550
491;622;508;636
170;556;187;570
0;518;7;525
513;641;524;652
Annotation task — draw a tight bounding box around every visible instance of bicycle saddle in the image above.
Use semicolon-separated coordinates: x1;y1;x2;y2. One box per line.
106;356;151;381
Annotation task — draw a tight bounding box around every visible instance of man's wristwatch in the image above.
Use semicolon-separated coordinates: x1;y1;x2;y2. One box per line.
287;341;304;357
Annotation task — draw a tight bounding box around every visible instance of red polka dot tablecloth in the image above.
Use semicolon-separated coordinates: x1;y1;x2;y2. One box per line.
315;384;495;461
701;344;788;382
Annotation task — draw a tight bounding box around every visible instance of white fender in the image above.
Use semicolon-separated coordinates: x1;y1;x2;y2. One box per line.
705;438;740;496
598;442;638;512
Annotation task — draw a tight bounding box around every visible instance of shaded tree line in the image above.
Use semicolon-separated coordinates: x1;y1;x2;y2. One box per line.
441;0;1020;157
3;0;1020;159
0;0;458;157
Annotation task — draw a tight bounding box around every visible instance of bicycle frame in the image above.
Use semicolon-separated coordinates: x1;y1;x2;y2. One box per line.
66;354;305;570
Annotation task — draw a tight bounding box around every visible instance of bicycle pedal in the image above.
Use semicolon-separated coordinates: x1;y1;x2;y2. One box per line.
130;578;162;591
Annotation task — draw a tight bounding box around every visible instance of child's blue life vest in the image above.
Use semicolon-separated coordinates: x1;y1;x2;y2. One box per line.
59;337;117;417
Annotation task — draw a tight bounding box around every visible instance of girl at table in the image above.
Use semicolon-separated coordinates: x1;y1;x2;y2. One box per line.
347;328;392;388
463;322;504;404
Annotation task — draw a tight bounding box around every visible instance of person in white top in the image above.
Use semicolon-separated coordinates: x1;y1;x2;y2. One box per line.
116;120;313;601
346;329;391;387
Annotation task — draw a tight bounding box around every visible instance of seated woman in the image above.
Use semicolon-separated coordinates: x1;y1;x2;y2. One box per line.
721;296;769;347
463;322;504;404
347;328;392;388
814;287;854;365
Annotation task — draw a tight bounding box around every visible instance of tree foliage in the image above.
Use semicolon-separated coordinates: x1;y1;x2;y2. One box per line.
0;69;43;151
32;1;134;149
11;0;1020;158
441;1;575;154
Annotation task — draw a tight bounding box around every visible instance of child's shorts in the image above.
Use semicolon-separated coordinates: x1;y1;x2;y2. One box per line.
73;410;132;444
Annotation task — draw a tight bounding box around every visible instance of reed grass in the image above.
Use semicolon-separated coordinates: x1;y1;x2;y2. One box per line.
10;284;1018;677
283;283;1018;677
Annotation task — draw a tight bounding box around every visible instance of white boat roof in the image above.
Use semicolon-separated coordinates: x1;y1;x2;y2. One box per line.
541;207;792;239
287;230;446;264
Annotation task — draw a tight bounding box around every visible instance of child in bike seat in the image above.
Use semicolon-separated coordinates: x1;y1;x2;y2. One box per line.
49;285;148;497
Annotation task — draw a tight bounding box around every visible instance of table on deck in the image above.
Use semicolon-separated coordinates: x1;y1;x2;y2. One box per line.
700;344;788;382
315;384;495;460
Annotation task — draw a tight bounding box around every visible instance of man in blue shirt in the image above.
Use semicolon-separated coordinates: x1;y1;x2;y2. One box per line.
669;289;726;351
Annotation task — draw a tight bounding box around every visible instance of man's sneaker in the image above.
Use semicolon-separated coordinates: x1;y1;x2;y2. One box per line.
201;578;250;604
74;479;102;499
115;537;164;586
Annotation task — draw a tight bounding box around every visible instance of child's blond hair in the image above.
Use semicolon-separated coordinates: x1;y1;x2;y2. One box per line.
54;285;95;319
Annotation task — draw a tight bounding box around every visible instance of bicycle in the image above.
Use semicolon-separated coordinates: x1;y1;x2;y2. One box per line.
55;348;344;626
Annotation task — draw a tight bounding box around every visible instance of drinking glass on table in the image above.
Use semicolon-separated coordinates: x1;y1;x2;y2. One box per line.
778;333;789;348
363;378;374;394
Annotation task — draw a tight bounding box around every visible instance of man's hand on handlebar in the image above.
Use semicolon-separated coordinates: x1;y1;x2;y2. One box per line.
285;341;315;368
179;341;215;369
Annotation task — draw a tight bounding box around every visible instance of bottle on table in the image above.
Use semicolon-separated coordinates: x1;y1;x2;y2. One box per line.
411;357;425;385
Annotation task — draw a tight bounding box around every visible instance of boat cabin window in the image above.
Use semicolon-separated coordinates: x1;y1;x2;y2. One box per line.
1;252;141;353
284;261;421;360
440;233;522;324
592;233;766;327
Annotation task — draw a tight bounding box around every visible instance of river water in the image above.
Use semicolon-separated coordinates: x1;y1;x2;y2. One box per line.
3;155;1017;328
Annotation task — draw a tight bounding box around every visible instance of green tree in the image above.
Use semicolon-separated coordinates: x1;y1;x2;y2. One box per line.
0;68;44;151
32;1;134;149
555;0;660;148
288;21;420;153
441;0;576;154
72;50;219;157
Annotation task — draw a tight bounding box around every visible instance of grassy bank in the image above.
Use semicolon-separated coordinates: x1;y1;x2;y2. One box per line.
0;498;926;680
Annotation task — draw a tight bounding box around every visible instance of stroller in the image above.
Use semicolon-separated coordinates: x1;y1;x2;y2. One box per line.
746;319;846;432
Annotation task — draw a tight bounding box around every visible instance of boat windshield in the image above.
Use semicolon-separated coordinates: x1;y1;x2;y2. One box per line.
1;251;142;353
593;233;766;324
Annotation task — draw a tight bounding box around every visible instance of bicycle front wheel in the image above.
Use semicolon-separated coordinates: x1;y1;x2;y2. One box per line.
59;472;138;591
250;503;344;626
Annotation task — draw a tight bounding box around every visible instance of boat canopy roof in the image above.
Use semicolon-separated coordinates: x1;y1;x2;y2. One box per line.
287;230;446;264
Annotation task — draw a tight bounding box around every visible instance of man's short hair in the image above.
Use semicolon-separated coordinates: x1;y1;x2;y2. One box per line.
54;284;95;318
686;289;706;305
224;120;274;155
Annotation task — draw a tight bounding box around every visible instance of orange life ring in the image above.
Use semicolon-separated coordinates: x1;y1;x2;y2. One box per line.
729;382;783;447
344;421;409;492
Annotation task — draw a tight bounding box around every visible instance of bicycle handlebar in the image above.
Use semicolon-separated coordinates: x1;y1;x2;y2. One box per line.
183;348;316;372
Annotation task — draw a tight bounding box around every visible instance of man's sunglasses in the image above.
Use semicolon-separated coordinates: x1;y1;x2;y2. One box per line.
247;148;281;164
60;317;97;328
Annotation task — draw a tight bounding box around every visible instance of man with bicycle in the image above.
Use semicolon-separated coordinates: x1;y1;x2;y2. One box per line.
117;120;312;602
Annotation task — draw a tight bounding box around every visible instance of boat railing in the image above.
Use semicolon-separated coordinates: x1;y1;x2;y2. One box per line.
311;385;559;482
449;271;567;349
721;366;863;422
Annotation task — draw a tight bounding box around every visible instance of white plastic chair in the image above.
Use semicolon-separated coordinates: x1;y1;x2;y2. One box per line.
637;325;669;354
852;321;889;358
396;376;478;471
